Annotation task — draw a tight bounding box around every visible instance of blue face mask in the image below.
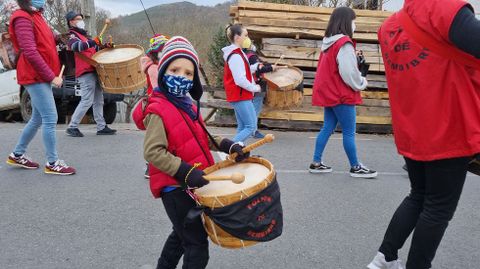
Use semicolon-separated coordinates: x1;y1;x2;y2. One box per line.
31;0;45;9
162;75;194;97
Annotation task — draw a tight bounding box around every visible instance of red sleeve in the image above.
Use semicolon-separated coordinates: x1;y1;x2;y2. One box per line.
13;17;55;82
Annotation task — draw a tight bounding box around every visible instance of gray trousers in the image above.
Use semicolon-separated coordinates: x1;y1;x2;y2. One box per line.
68;72;106;131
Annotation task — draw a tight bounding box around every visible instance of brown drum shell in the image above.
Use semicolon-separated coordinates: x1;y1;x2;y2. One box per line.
263;66;304;109
92;44;146;94
197;157;276;249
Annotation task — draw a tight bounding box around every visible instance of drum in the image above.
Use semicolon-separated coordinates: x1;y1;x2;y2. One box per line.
263;66;304;109
195;157;278;249
92;44;146;94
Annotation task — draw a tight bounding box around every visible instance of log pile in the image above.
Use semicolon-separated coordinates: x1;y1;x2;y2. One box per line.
221;1;394;132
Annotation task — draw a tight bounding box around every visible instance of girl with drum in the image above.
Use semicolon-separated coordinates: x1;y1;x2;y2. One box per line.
242;41;277;139
134;36;249;269
310;7;377;178
222;24;261;143
6;0;76;175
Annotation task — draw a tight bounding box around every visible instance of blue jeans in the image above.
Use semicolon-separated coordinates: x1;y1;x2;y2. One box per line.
252;94;265;118
231;100;257;143
312;104;359;167
13;83;58;163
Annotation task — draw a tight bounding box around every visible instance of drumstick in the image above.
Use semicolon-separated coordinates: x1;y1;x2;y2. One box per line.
229;134;275;160
98;18;111;37
204;173;245;184
273;55;285;67
58;65;65;77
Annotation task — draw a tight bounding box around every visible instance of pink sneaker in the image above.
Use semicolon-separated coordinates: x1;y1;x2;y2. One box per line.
44;160;76;175
6;153;40;169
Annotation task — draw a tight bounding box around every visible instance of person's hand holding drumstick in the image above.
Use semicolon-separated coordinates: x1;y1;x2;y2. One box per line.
51;65;65;88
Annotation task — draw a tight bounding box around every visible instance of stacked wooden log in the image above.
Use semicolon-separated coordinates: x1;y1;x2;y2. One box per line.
227;1;393;132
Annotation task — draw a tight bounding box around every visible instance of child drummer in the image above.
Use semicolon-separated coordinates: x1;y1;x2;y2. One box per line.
135;36;249;269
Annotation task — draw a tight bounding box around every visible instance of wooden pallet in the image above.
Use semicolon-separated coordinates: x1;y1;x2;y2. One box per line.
231;1;392;42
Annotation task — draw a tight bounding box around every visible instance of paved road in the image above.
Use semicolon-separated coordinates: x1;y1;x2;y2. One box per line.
0;123;479;269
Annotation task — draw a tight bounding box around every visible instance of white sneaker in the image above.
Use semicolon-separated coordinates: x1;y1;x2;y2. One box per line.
367;252;405;269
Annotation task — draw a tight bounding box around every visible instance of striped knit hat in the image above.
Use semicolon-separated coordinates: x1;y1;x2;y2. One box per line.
146;34;169;60
157;36;203;101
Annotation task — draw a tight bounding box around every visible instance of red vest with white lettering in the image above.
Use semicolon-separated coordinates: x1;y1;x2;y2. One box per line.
312;36;362;107
378;0;480;161
223;48;254;102
8;10;60;85
69;29;96;77
143;93;215;198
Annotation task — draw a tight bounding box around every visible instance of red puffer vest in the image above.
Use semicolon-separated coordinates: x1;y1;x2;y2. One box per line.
312;36;362;107
69;29;96;77
139;93;215;198
8;10;60;85
224;48;254;102
378;0;480;161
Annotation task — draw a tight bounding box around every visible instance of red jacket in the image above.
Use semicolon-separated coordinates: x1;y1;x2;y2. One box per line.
8;10;60;85
224;48;254;102
312;36;362;107
69;29;96;77
137;93;215;198
379;0;480;161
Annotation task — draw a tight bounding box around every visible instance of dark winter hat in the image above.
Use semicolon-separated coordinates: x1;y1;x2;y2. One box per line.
157;36;203;101
65;11;83;27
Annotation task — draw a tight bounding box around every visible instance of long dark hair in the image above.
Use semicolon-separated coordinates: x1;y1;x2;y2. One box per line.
225;24;244;44
325;7;356;38
16;0;35;14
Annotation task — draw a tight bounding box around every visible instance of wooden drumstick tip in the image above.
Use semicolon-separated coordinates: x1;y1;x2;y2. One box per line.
230;173;245;184
264;134;275;143
105;18;111;25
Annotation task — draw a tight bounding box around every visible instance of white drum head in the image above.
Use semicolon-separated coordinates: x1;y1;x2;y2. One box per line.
93;47;143;64
196;163;270;197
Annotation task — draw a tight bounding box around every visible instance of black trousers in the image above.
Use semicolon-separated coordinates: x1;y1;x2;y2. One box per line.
157;189;209;269
379;157;469;269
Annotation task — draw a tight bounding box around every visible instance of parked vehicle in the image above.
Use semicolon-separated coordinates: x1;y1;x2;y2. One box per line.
0;32;124;123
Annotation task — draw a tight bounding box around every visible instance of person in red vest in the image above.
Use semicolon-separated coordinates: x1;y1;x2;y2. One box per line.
134;36;249;269
222;24;261;143
6;0;76;175
139;34;169;179
310;7;377;178
367;1;480;268
64;11;116;137
140;34;170;97
242;41;276;139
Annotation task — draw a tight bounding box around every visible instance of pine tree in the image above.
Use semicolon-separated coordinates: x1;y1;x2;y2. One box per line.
207;26;229;87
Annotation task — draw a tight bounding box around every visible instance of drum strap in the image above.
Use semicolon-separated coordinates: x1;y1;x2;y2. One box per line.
75;51;99;68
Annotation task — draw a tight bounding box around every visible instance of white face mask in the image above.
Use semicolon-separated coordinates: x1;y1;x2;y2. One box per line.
352;21;356;34
76;20;85;29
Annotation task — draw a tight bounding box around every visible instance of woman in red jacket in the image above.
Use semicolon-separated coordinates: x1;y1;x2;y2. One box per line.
368;1;480;268
6;0;75;175
310;7;376;178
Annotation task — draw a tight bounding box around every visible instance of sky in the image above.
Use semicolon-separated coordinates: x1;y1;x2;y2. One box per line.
95;0;480;17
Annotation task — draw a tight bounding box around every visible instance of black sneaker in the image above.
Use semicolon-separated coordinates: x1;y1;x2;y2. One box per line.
350;164;377;178
97;126;117;135
309;162;332;173
66;128;84;137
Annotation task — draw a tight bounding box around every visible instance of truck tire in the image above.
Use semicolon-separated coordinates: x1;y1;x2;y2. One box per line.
20;89;32;122
103;102;117;124
20;89;68;124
